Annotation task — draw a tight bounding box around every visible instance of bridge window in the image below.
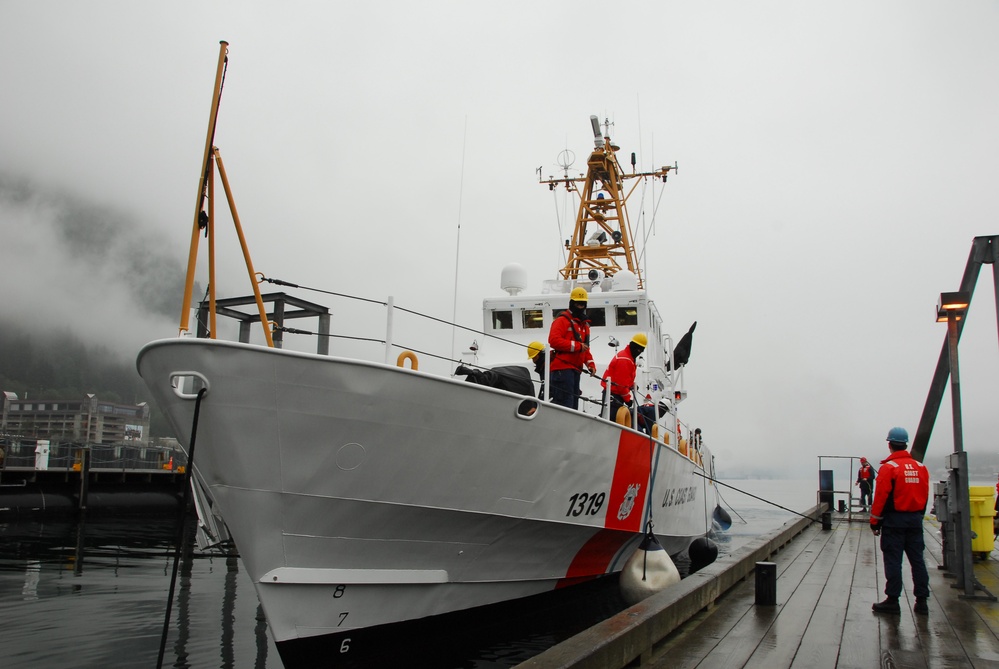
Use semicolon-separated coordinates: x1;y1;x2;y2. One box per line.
616;306;638;326
492;310;514;330
588;308;606;327
522;309;544;329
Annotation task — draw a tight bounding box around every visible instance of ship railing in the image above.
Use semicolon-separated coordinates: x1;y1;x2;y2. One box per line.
222;279;702;462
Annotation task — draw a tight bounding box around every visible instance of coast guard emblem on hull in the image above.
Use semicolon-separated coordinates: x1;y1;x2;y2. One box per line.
617;483;641;521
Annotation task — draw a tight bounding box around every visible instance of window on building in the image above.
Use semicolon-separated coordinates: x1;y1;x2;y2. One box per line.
588;308;606;327
522;309;543;329
492;310;514;330
616;306;638;326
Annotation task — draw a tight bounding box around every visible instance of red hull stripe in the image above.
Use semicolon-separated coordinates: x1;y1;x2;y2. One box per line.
556;528;630;589
556;432;653;589
604;430;652;532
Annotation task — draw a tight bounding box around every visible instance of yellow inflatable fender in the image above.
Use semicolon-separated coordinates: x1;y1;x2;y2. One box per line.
615;406;632;428
396;351;419;370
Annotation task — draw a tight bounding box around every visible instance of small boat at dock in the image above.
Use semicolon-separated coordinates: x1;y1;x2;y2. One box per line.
137;42;723;667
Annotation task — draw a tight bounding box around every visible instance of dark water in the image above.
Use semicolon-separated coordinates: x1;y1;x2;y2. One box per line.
0;479;815;669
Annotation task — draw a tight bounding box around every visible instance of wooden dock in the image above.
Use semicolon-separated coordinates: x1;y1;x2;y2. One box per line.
518;508;999;668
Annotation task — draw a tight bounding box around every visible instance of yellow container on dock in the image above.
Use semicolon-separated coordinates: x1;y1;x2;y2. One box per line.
968;486;995;555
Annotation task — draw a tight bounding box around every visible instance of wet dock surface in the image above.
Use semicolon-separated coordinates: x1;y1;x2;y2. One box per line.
520;511;999;668
651;513;999;668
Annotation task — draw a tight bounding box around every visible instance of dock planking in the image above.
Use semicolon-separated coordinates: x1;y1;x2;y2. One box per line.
652;515;999;669
519;512;999;669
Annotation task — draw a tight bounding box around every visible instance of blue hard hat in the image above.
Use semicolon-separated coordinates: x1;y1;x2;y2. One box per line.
886;426;909;444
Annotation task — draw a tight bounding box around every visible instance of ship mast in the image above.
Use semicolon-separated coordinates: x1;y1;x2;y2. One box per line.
540;115;675;290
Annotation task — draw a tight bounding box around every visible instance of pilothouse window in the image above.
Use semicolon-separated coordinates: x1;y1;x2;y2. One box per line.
550;307;606;326
616;306;638;326
492;310;514;330
522;309;543;329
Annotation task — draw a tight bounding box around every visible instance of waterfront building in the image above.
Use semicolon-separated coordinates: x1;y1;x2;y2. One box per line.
0;392;150;446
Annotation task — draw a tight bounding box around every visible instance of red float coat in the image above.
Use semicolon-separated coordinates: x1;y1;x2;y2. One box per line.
548;310;594;373
601;347;638;403
870;449;929;527
857;463;874;483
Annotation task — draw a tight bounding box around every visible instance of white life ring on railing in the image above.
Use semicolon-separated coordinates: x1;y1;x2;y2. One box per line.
396;351;419;370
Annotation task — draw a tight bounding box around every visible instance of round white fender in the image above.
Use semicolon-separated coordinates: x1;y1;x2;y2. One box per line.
619;533;680;605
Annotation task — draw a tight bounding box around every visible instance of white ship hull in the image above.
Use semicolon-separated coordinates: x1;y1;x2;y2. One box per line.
137;337;717;664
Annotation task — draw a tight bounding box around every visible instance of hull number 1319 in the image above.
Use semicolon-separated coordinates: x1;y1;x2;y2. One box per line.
566;491;606;517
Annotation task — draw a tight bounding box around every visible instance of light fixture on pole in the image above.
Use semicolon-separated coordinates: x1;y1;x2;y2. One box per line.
937;290;991;599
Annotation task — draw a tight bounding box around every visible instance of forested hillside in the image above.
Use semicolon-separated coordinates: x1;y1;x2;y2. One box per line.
0;321;174;438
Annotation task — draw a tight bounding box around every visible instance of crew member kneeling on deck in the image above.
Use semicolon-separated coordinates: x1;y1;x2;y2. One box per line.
548;287;595;409
870;426;930;615
601;333;646;427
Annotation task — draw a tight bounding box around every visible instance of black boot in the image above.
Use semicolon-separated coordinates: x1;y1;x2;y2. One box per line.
872;597;900;614
914;597;929;614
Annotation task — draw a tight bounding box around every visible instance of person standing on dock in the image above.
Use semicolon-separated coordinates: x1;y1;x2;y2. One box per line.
870;426;930;615
548;287;596;409
856;457;875;512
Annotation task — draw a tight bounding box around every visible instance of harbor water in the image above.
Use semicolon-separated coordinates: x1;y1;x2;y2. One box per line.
0;478;817;669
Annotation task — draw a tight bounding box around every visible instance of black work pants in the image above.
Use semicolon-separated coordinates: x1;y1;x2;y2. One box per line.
859;481;872;507
880;525;930;599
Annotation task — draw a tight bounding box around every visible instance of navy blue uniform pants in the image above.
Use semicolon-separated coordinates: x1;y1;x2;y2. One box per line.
550;369;581;409
880;525;930;599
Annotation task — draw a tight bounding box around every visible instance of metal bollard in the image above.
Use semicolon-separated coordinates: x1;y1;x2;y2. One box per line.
821;511;832;531
755;562;777;605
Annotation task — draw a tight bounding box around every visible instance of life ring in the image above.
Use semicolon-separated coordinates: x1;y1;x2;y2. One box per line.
396;351;419;370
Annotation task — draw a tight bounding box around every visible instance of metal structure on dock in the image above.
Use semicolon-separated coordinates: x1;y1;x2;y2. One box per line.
909;234;999;601
912;234;999;462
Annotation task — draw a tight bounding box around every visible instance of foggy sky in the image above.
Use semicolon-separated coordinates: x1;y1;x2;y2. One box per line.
1;2;998;477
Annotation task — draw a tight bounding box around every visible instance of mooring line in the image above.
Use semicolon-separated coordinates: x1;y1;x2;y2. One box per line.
715;486;748;524
692;471;820;523
156;387;207;669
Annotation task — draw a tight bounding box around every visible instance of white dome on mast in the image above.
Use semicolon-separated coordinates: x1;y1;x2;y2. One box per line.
500;263;528;295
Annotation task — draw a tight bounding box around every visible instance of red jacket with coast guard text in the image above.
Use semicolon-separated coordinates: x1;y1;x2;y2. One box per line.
548;311;595;373
870;449;929;527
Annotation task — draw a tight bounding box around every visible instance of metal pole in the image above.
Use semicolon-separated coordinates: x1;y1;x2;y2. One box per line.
385;296;395;364
948;312;976;597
